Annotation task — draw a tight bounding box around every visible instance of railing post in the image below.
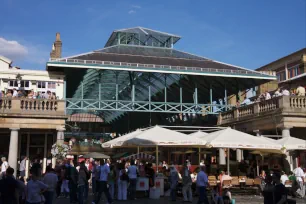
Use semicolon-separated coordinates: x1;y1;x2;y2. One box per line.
278;96;289;109
234;108;239;119
180;87;183;112
217;112;222;125
12;99;21;113
81;82;84;109
149;86;151;111
254;102;260;114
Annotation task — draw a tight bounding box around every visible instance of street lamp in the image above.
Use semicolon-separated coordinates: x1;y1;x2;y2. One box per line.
66;122;81;134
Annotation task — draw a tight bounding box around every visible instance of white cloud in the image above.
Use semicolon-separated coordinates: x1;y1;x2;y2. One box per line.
0;37;28;60
132;5;141;9
0;37;49;68
128;5;141;14
128;10;135;14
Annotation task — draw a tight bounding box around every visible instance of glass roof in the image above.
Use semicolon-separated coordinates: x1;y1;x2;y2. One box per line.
96;45;207;60
105;27;181;48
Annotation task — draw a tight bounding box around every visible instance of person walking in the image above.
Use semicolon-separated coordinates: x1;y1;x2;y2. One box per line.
93;160;100;196
108;165;116;200
91;160;97;195
20;156;27;179
128;159;138;200
0;167;19;204
26;168;48;204
93;159;112;204
117;163;128;201
196;165;209;204
294;165;305;198
182;162;193;202
1;157;9;177
65;162;78;203
78;161;90;204
169;165;179;202
42;166;58;204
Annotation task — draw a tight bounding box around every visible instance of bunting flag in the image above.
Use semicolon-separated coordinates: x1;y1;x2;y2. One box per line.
123;152;155;161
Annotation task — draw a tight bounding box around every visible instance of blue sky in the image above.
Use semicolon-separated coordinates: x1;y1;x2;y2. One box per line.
0;0;305;70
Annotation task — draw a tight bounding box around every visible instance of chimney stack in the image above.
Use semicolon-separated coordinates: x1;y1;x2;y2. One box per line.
50;32;62;59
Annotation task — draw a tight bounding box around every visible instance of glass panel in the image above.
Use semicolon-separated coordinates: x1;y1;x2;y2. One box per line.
20;81;29;88
38;82;46;89
47;82;56;89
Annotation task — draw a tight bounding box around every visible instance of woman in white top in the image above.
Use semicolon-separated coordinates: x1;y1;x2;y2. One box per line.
26;172;48;204
1;157;9;177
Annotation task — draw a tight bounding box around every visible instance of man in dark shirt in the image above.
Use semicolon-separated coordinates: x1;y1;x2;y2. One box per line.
0;167;19;204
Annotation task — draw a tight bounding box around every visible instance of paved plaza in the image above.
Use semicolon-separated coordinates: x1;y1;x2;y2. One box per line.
53;194;306;204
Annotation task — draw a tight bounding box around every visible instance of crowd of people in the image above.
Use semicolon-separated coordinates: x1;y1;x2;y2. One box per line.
0;89;57;100
0;155;306;204
237;85;306;107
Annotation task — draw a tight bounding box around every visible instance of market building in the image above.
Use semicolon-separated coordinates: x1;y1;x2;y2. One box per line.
1;27;278;175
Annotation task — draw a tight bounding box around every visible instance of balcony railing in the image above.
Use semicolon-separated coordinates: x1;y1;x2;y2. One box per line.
0;98;65;116
218;96;306;125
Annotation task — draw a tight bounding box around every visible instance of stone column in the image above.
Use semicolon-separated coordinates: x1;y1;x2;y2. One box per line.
52;128;65;168
8;128;19;177
219;148;226;165
56;127;65;145
236;149;242;162
282;127;291;137
43;133;47;173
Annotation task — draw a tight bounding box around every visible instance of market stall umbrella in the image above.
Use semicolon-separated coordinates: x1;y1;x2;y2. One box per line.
275;136;306;150
197;128;282;174
102;129;143;148
122;126;206;147
200;128;281;150
83;152;110;159
189;131;209;164
120;125;207;172
189;130;209;137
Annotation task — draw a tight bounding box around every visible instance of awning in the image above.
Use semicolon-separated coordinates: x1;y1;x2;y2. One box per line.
189;130;209;137
117;125;206;147
102;129;143;148
196;128;281;150
275;136;306;150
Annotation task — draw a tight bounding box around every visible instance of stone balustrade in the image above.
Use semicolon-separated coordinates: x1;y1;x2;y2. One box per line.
0;98;65;116
218;96;306;125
